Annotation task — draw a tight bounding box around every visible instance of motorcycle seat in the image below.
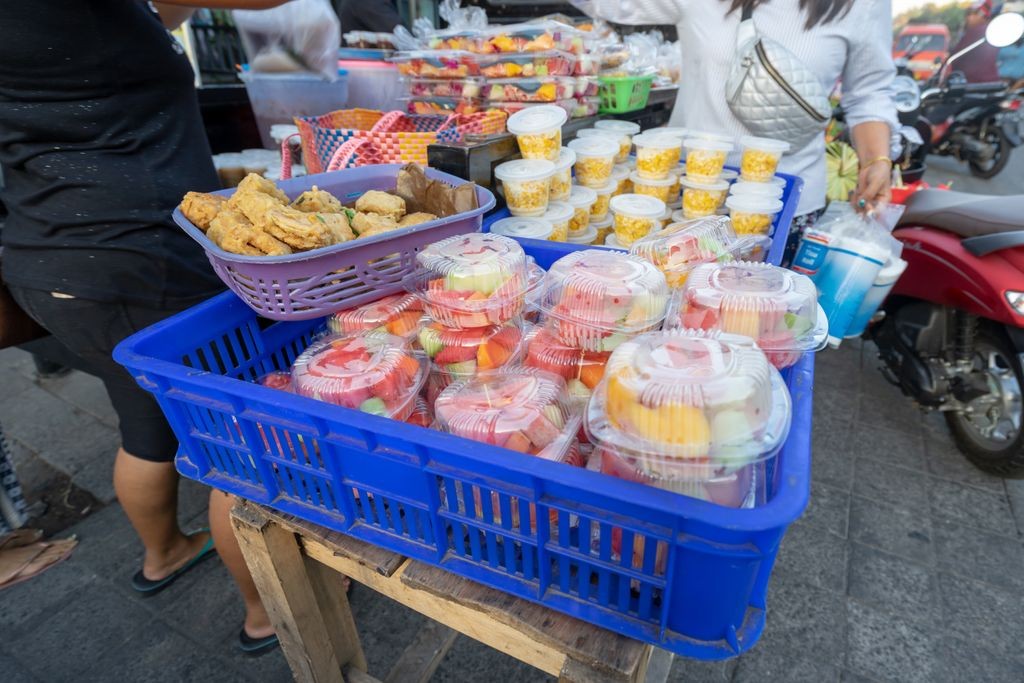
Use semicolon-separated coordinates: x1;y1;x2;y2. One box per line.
897;189;1024;238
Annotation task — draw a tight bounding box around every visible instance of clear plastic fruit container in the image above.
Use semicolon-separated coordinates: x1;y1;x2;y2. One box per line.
590;215;613;245
681;177;730;219
729;180;784;200
589;180;616;221
666;261;828;368
595;119;641;163
541;201;574;241
568;137;618;188
426;28;484;52
406;395;433;428
572;96;601;119
391;50;480;78
574;76;600;98
684;137;734;183
433;367;581;460
524;257;546;321
481;77;576;103
566;185;597;234
419;320;525;376
507;105;567;161
550;147;576;201
403;96;484;116
573;50;600;76
739;136;790;183
489;216;554;241
495;159;555;217
405;233;529;328
403;77;484;99
632;134;682;180
328;293;425;341
609;193;665;247
291;332;427;420
537;249;669;351
629;172;675;204
629;216;746;288
585;329;791;492
472;50;576;78
257;371;293;392
659;206;675;228
611;164;632;195
523;324;611;404
478;21;583;55
725;194;783;235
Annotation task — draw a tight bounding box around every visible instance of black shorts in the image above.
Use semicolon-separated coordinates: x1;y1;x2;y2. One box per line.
9;286;190;462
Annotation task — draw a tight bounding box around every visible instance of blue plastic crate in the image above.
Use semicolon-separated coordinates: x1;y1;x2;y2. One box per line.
114;257;812;662
490;169;804;269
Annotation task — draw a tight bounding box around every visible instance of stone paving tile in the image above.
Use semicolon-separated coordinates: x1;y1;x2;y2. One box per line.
667;657;736;682
774;523;847;593
56;502;141;586
811;418;855;491
855;391;926;436
927;477;1018;537
923;436;1008;494
937;572;1024;664
852;457;929;512
68;452;116;504
37;371;117;428
761;576;848;664
0;648;38;683
846;543;940;628
1006;478;1024;537
844;600;938;683
733;639;840;683
798;480;850;538
143;555;240;648
932;517;1024;592
217;635;293;683
433;633;553;683
853;423;927;472
848;496;934;565
0;559;99;636
935;636;1024;682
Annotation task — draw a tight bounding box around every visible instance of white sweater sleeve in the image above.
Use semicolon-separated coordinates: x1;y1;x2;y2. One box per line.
839;0;898;132
589;0;682;26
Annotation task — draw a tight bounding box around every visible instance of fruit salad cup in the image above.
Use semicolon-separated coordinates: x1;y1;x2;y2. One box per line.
628;215;745;288
537;249;669;352
589;180;616;222
507;105;567;161
328;293;424;341
495;158;554;217
419;321;524;378
523;324;611;405
541;201;574;241
632;133;682;180
629;172;675;204
489;216;553;241
680;177;729;219
566;185;596;234
683;137;734;183
550;147;576;201
482;77;576;103
666;261;829;368
594;119;640;164
585;329;792;505
609;193;665;247
473;50;576;78
406;233;529;328
568;137;618;188
291;332;427;420
611;164;632;195
590;215;613;245
738;136;790;183
725;194;783;235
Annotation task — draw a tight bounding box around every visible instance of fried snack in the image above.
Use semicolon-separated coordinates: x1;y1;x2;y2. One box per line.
236;172;289;204
398;212;438;228
319;212;355;244
179;192;226;231
291;185;343;214
228;189;285;231
352;212;399;235
207;209;293;256
265;207;336;251
355;191;406;221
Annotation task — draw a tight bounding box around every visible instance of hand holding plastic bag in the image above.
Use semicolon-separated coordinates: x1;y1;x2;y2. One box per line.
439;0;488;30
234;0;340;81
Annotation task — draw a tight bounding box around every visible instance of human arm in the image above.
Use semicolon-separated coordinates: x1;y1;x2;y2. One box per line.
152;4;195;29
575;0;682;26
839;0;898;211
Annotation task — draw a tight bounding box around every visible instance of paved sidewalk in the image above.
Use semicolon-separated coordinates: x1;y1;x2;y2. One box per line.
2;341;1024;682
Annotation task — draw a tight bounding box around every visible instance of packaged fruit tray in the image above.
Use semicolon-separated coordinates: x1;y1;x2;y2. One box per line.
115;241;813;662
404;97;484;116
481;77;576;103
403;77;484;99
487;97;598;120
473;50;576;78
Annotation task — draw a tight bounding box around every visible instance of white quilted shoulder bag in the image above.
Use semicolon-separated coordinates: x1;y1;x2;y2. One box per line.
725;4;831;148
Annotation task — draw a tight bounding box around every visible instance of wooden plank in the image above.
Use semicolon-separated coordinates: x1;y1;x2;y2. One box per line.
231;502;345;683
304;555;369;672
344;667;382;683
641;648;674;683
383;620;459;683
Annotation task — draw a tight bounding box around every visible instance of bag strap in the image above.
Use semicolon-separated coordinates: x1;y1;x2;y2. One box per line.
737;2;757;48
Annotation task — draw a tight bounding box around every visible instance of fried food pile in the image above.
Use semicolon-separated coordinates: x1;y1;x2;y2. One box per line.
179;174;438;257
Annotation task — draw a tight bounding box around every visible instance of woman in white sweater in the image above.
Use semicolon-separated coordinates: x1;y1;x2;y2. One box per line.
587;0;898;260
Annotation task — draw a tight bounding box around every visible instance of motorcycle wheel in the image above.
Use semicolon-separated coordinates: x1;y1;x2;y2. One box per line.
945;328;1024;475
967;127;1012;179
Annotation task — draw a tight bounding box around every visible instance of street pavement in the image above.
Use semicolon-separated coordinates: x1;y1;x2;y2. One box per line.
1;152;1023;682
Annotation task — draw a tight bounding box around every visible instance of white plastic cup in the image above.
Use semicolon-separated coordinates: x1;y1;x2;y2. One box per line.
610;193;666;247
551;147;576;201
632;133;683;180
507;105;568;161
681;177;730;219
490;216;554;241
495;159;555;217
684;137;734;182
594;119;641;163
542;201;574;241
568;137;619;188
725;194;783;235
730;180;784;200
590;180;617;221
566;185;597;234
566;223;598;245
629;171;676;204
739;136;790;183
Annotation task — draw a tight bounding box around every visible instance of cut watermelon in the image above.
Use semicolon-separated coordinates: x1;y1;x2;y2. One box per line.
522;414;561;449
435;344;477;364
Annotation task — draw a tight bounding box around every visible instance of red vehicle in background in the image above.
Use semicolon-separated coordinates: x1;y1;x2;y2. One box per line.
894;24;951;80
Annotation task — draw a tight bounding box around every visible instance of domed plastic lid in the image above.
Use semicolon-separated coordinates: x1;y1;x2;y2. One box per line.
542;201;574;223
595;119;640;135
292;332;427;418
554;147;576;171
538;250;669;345
591;215;613;230
433;367;581;461
670;261;828;355
576;128;620;141
592;179;617;196
567;224;597;244
566;185;597;208
494;158;555;182
507;104;567;135
629;216;745;278
418;320;524;375
725;194;783;214
585;329;791;471
611;164;631;182
490;217;553;240
680;176;729;192
684;137;734;152
730;181;784;198
629;171;674;188
568;136;618;158
415;233;527;282
605;233;624;248
610;193;665;218
522;323;611;400
328;293;424;339
632;133;683;150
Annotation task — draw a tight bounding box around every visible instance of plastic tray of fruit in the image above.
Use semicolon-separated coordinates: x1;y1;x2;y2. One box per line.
478;21;585;54
391;50;480;78
403;77;484;99
487;97;597;120
481;77;576;103
404;97;484;116
471;50;576;78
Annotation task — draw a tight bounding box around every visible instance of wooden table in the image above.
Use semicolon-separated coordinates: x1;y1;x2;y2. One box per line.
231;501;674;683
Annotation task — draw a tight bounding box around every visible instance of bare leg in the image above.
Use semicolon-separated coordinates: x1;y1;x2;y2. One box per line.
210;489;274;638
113;448;209;580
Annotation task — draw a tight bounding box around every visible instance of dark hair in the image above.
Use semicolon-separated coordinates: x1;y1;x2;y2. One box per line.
727;0;856;30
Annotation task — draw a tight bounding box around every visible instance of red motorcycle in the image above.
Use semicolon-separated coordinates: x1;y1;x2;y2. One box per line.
870;189;1024;474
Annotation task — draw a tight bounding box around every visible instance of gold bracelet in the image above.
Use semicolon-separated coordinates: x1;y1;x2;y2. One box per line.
862;156;893;170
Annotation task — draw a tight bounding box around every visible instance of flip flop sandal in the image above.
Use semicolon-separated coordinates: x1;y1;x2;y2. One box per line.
131;531;215;596
239;629;279;656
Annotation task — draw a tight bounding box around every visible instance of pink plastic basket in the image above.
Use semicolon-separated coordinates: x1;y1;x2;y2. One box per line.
173;165;495;321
